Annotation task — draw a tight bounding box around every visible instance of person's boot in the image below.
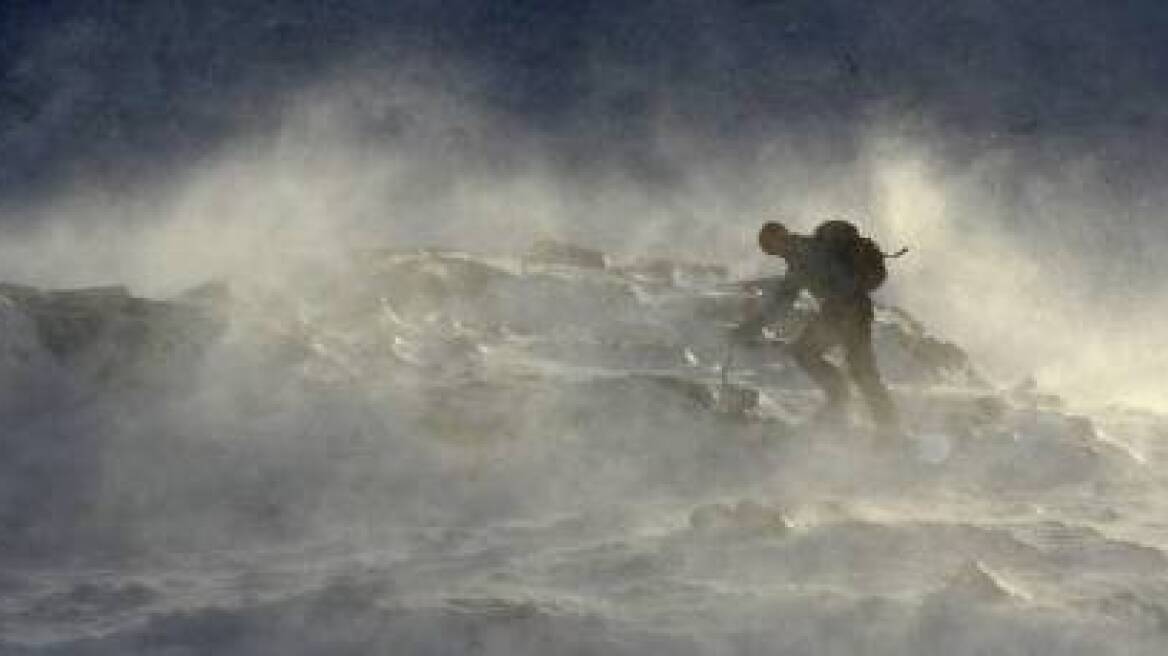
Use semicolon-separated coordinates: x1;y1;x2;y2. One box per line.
851;373;902;443
808;387;851;431
868;398;903;445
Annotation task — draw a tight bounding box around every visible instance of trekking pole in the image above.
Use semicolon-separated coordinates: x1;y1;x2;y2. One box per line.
715;335;739;412
720;339;734;390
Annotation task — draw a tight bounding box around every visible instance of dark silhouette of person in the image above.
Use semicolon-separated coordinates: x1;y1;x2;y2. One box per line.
733;220;900;434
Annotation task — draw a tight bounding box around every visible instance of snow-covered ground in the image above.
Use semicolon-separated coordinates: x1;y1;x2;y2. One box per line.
1;246;1166;654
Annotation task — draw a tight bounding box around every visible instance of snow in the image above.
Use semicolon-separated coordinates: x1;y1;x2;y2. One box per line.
0;247;1165;654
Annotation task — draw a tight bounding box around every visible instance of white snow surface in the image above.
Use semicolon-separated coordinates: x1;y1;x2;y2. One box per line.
1;249;1167;655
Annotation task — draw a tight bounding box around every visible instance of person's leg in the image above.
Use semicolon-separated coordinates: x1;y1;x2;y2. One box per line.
791;314;849;418
840;301;900;431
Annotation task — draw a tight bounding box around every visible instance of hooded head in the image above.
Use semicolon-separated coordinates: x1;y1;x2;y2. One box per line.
758;221;793;257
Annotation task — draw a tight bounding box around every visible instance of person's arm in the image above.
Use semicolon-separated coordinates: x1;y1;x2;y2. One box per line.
730;275;801;341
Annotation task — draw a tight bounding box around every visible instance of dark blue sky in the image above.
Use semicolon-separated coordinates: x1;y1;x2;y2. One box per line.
2;0;1167;207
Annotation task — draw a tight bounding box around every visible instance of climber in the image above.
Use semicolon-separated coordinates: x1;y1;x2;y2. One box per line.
732;220;901;435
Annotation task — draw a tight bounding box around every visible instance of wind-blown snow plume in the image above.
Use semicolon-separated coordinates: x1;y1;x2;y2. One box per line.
1;5;1167;651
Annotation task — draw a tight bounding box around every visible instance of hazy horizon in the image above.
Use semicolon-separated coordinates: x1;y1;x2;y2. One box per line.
2;1;1166;406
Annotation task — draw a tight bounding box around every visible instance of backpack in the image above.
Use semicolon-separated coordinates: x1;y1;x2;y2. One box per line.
813;220;888;292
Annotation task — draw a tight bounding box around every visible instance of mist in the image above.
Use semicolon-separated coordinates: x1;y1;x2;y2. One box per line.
3;2;1168;654
3;52;1165;408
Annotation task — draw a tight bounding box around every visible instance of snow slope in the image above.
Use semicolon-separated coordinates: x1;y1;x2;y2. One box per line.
1;245;1165;654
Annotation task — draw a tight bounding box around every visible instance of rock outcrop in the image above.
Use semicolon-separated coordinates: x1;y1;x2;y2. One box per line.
0;282;227;386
